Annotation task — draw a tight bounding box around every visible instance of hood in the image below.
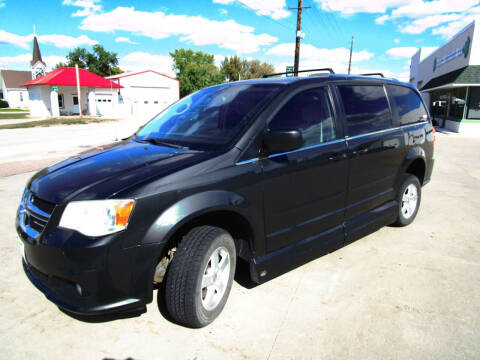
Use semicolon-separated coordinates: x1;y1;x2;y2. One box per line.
28;139;213;204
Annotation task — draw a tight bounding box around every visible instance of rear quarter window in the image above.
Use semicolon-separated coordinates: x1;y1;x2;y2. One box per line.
388;85;428;125
338;85;392;137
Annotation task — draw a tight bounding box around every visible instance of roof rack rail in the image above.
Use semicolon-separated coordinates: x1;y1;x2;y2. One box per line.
360;73;384;77
263;68;335;78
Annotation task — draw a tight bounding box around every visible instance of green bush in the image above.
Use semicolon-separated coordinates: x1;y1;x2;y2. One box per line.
0;99;9;108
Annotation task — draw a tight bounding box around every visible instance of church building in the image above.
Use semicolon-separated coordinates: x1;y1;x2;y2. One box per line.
22;35;122;117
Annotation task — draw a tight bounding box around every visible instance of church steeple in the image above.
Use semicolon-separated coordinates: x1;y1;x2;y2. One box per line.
31;27;46;79
31;36;44;67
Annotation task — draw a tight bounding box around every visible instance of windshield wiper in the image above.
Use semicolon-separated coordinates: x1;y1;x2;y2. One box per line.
143;138;189;150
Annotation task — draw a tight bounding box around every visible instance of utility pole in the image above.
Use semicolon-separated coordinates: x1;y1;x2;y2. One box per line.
348;36;354;74
289;0;310;76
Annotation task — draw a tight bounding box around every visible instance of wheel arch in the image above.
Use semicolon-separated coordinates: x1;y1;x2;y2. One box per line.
400;147;427;186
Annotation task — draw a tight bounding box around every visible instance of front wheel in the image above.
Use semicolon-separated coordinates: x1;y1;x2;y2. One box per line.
393;174;422;226
163;226;236;328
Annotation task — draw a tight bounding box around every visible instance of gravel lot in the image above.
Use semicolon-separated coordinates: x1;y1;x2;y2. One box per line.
0;128;479;360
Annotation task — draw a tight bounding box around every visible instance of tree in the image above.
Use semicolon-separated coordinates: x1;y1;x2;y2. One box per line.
170;48;224;97
220;57;275;81
220;56;248;81
56;45;123;77
244;60;275;79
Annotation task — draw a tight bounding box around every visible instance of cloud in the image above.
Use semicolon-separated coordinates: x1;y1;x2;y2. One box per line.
213;0;290;19
0;30;98;49
391;0;477;18
386;46;419;59
0;0;5;8
80;6;278;53
0;53;66;69
37;34;98;48
62;0;101;17
399;13;462;34
0;30;32;49
432;13;480;39
115;36;138;45
375;14;390;24
266;43;373;73
120;52;175;76
315;0;412;15
394;38;400;43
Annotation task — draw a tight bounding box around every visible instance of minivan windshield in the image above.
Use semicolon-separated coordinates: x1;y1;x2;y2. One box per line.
136;83;283;151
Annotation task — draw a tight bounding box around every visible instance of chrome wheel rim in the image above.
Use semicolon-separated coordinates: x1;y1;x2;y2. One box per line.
401;184;418;219
201;246;230;311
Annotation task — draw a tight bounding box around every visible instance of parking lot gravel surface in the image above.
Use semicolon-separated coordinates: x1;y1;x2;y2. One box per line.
0;130;479;359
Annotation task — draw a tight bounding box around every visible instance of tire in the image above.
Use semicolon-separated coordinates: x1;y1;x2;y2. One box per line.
164;226;236;328
393;174;422;227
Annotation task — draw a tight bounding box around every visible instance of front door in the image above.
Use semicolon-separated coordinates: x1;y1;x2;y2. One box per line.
261;86;348;255
72;95;79;114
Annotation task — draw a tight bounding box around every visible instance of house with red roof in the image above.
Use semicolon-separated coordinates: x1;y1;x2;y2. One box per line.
23;67;122;118
106;70;179;119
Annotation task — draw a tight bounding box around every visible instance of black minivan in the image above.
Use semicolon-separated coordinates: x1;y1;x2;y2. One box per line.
16;72;434;328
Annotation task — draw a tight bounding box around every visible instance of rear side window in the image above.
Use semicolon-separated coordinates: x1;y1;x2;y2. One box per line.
388;85;428;125
268;87;336;147
338;85;391;137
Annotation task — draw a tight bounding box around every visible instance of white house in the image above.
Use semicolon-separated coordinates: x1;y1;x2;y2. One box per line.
23;67;123;117
106;70;180;120
0;70;31;108
410;20;480;133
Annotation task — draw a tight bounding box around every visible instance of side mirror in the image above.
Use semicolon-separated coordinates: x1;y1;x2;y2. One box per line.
262;130;303;155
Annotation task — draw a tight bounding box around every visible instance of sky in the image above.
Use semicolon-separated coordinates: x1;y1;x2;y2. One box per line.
0;0;479;81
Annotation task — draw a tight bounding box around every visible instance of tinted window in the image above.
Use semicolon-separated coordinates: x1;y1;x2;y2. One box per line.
338;85;391;136
388;85;428;125
137;83;283;150
268;87;336;146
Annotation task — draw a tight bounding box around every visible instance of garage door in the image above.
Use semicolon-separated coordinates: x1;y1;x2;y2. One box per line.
94;94;114;116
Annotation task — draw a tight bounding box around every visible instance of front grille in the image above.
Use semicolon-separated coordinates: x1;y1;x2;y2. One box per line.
19;191;55;239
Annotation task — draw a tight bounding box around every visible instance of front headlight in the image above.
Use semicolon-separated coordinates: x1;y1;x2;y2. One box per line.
59;199;135;237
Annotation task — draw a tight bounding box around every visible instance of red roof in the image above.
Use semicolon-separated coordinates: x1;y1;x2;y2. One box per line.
23;67;123;89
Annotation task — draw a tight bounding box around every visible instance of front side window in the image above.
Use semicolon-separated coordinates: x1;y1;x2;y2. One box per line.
137;83;283;151
388;85;427;125
268;87;336;147
339;85;391;137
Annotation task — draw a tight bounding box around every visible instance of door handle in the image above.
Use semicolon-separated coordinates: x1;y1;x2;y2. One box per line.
352;148;369;156
328;153;347;161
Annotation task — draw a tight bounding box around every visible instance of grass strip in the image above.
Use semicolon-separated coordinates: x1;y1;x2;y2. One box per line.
0;108;30;112
0;113;30;120
0;117;116;129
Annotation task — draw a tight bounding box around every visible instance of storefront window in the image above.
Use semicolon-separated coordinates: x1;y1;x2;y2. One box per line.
467;87;480;119
430;87;467;120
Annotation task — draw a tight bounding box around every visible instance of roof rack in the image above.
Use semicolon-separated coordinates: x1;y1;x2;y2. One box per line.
263;68;335;78
360;73;384;77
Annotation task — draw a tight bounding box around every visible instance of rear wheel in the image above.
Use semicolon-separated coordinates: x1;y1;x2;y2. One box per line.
393;174;421;226
163;226;236;328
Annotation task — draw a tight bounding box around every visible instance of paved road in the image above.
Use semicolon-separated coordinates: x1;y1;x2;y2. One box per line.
0;132;479;359
0;117;147;177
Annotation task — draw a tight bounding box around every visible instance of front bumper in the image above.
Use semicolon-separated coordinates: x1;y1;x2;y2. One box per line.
17;208;160;316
